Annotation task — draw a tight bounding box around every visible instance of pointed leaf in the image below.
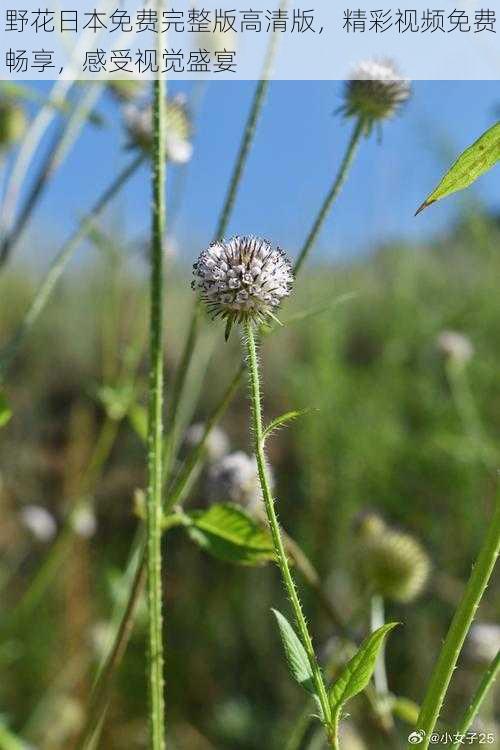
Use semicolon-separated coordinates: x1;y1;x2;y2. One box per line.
328;623;398;715
185;503;275;566
0;391;12;428
416;122;500;214
263;409;311;440
272;608;317;697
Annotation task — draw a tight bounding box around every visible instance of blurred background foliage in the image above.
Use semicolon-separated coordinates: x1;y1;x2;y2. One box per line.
1;201;500;748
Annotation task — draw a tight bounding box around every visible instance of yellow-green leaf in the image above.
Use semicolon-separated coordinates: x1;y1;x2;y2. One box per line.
0;391;12;428
328;623;398;717
416;122;500;215
185;503;275;566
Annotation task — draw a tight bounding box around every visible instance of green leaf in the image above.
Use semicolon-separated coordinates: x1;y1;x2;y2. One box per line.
328;623;398;717
263;409;311;441
0;391;12;428
272;608;317;697
416;122;500;214
184;503;275;566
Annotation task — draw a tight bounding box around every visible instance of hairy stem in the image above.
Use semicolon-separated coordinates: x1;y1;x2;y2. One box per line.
242;320;332;737
294;117;365;276
413;490;500;749
146;76;166;749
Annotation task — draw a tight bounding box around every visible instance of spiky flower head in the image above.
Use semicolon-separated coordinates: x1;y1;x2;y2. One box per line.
356;513;431;603
0;100;27;151
124;94;192;164
192;235;294;337
207;451;273;514
341;59;410;130
437;330;474;367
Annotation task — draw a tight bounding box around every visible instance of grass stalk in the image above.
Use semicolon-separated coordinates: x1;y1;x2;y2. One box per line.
450;650;500;750
242;319;333;741
412;490;500;749
145;74;167;749
0;153;144;377
294;117;366;276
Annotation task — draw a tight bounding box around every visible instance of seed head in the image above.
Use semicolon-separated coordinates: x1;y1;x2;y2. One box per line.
192;235;294;334
356;513;430;603
0;101;27;151
124;94;192;164
207;451;273;514
341;59;411;129
184;422;230;463
467;622;500;664
437;330;474;366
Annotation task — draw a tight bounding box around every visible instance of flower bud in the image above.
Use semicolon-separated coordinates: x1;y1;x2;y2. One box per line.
124;94;192;164
341;59;411;129
357;513;430;602
206;451;273;513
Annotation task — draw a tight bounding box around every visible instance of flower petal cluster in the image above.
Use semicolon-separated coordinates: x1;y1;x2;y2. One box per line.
341;59;411;129
192;235;294;327
207;451;274;514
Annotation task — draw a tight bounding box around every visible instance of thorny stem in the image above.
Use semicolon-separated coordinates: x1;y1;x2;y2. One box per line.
294;117;366;276
164;25;283;474
413;489;500;749
145;74;167;750
242;319;333;740
0;153;144;378
450;650;500;750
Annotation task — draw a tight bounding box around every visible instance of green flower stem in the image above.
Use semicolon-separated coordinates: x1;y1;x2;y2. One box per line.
413;491;500;750
76;535;147;750
146;75;167;750
293;117;365;276
163;28;282;473
243;319;333;739
0;153;144;377
450;650;500;750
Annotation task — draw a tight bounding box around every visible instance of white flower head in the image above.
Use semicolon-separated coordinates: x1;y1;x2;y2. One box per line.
184;422;230;463
437;330;474;365
192;235;294;337
123;94;193;164
341;59;411;129
207;451;273;514
467;623;500;663
20;504;57;543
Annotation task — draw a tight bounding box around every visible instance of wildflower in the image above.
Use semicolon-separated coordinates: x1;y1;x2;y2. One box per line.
207;451;273;513
341;59;411;130
0;100;27;151
437;330;474;366
70;502;97;538
20;504;57;543
356;513;431;603
467;622;500;663
184;422;230;463
192;235;294;338
124;93;192;164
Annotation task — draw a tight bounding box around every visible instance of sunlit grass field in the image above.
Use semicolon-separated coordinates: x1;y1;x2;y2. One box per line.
1;205;499;748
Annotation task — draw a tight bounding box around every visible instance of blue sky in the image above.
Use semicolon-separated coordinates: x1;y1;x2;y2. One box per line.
7;80;500;270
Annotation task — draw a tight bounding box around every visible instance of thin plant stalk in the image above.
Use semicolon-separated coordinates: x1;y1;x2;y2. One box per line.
294;117;366;276
0;83;104;264
0;153;144;377
164;25;283;474
145;74;167;749
412;490;500;749
242;319;333;742
450;650;500;750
